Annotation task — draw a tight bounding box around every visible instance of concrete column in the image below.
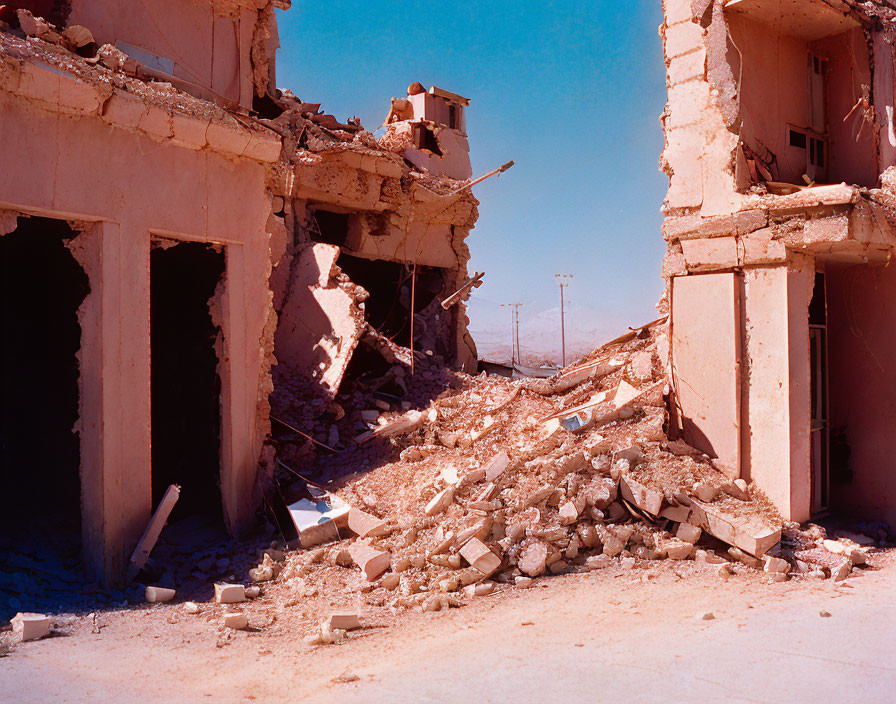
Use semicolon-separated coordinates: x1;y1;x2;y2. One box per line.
741;257;812;523
218;243;257;534
71;221;151;586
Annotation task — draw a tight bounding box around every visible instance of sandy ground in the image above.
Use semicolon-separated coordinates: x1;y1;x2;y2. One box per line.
3;553;894;704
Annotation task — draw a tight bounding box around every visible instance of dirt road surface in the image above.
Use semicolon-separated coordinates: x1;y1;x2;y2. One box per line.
3;557;894;704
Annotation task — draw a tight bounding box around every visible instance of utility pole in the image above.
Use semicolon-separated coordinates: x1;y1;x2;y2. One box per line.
500;302;523;365
554;274;573;367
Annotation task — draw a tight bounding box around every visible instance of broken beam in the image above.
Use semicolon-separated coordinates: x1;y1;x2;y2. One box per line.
441;272;485;309
127;484;180;583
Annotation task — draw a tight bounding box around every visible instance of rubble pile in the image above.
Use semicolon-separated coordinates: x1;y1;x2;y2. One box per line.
250;320;879;640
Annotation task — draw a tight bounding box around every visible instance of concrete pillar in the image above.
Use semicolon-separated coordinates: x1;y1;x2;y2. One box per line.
71;221;152;586
741;257;812;523
217;243;258;534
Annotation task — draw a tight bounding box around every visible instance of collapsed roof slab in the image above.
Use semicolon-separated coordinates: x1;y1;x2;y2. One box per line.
273;243;366;397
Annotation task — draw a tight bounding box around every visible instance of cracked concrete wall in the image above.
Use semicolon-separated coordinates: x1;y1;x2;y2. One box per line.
658;0;896;522
67;0;277;108
0;73;278;582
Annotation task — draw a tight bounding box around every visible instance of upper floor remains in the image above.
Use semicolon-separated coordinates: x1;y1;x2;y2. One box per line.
661;0;896;218
0;0;288;110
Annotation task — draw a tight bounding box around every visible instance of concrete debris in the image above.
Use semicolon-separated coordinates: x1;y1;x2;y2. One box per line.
127;484;181;582
459;538;501;577
223;613;249;631
324;611;362;631
215;584;246;604
425;487;455;516
11;613;51;642
259;319;853;616
348;541;391;581
145;586;176;603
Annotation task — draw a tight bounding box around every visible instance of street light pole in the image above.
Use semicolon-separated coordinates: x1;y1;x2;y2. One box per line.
554;274;573;367
501;302;523;366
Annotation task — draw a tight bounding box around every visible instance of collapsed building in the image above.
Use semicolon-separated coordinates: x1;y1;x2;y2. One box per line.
0;1;481;586
661;0;896;528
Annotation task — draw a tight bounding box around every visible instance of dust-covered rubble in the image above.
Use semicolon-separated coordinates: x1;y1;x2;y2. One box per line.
244;320;880;643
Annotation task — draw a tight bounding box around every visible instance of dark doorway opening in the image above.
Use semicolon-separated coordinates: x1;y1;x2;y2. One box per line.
0;217;89;609
336;253;444;347
310;210;351;246
151;242;225;524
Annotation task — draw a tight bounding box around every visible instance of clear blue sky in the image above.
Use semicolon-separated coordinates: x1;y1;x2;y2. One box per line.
275;1;668;360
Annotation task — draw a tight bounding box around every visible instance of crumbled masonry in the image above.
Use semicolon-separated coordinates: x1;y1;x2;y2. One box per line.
243;320;876;635
1;2;482;586
661;0;896;527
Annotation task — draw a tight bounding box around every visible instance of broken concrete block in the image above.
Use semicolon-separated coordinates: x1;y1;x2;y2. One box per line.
606;502;627;522
585;554;613;570
11;613;50;642
16;9;49;37
483;450;511;481
519;541;549;577
558;501;580;525
324;611;362;631
380;573;400;590
578;524;599;548
763;556;791;574
676;523;702;544
223;612;248;630
463;581;495;598
425;487;455;516
62;24;95;48
615;445;643;463
690;500;780;557
659;504;691;523
145;586;176;603
728;547;762;570
348;541;391;581
358;409;426;443
693;483;719;502
245;586;261;599
832;560;851;582
613;380;641;409
665;539;695;560
619;475;663;516
183;602;200;614
215;584;246;604
722;479;750;501
347;508;388;538
459;538;501;577
288;495;348;548
601;534;626;558
823;539;846;555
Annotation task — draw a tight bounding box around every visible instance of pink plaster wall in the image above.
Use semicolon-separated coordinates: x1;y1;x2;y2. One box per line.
827;263;896;527
810;29;877;187
68;0;254;106
0;90;274;582
741;260;812;523
729;15;875;186
671;273;742;478
873;31;896;174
